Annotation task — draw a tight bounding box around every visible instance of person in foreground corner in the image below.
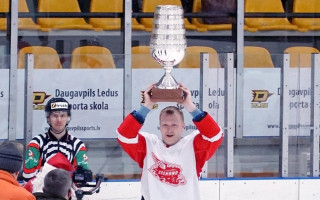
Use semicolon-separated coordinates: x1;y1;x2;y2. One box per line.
117;83;223;200
0;142;35;200
33;168;73;200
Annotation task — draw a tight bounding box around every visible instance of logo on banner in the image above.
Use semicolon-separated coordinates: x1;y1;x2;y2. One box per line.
33;92;51;110
251;90;273;108
148;152;186;186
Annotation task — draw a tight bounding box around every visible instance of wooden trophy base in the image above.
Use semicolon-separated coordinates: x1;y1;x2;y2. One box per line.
150;87;184;103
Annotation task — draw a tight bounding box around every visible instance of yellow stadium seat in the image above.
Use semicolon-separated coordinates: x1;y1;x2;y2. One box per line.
140;0;203;32
191;0;231;31
191;0;256;32
18;46;62;69
131;46;162;68
132;18;146;31
292;0;320;31
89;0;145;31
178;46;221;68
284;46;320;68
0;0;44;31
37;0;97;31
244;46;274;68
71;46;116;68
244;0;306;32
0;1;10;30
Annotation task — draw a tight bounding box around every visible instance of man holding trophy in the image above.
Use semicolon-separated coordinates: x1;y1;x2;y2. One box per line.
117;5;223;200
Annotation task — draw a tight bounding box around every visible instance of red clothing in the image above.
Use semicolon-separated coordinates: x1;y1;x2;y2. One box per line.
0;170;35;200
117;112;223;200
117;112;223;177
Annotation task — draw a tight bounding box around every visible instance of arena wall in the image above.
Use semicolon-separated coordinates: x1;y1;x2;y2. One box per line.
84;178;320;200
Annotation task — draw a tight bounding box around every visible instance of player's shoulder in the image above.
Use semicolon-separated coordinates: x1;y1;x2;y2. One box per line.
68;134;85;144
140;131;161;144
181;130;200;142
29;132;47;144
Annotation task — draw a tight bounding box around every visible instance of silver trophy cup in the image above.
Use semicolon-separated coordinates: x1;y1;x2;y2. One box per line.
149;5;187;102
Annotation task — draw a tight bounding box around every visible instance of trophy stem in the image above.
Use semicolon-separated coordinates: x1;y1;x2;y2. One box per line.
156;71;179;89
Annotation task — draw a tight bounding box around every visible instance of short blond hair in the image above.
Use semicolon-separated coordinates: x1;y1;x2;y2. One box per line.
159;106;184;121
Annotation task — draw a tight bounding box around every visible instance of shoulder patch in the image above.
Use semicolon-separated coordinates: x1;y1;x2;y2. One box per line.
24;146;41;169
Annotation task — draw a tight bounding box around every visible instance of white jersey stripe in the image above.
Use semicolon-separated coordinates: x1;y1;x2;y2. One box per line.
117;130;139;144
201;126;223;142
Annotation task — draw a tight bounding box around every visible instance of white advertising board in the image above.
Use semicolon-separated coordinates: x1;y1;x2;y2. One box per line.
0;68;315;139
15;69;124;139
243;68;313;137
0;69;9;139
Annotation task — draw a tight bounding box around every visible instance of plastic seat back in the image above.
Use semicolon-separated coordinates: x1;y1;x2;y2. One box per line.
191;0;232;31
37;0;94;30
0;0;9;30
292;0;320;30
140;0;199;31
71;46;116;69
131;46;162;68
245;0;300;31
0;0;43;30
284;46;320;68
89;0;145;31
192;0;258;32
178;46;221;68
18;46;62;69
244;46;274;68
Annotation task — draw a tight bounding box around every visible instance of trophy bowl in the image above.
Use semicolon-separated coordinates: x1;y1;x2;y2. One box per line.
149;5;187;102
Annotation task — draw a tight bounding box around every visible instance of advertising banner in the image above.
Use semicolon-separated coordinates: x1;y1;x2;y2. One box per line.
0;68;315;139
242;68;313;136
0;69;9;139
15;69;123;139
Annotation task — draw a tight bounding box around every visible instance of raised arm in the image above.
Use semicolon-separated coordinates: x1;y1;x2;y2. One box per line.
179;83;197;113
116;84;157;167
178;83;223;177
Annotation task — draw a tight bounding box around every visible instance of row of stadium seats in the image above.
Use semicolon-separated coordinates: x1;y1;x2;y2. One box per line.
18;45;115;69
0;0;144;31
1;0;320;32
18;45;320;69
18;45;220;69
244;46;320;68
245;0;320;32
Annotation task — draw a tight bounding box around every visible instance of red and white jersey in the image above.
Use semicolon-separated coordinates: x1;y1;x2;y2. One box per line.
117;112;223;200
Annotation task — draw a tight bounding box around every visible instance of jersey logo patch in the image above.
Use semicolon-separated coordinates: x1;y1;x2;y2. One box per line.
76;150;89;169
25;147;40;169
148;152;186;186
